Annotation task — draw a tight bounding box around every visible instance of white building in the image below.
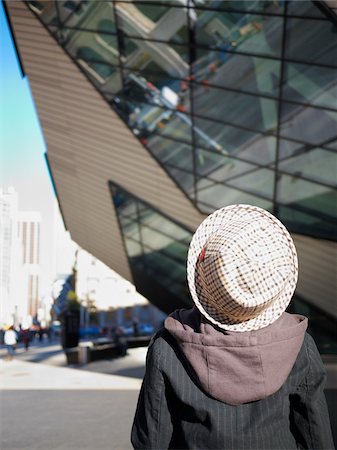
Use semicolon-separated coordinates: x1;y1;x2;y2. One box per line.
17;210;42;319
0;187;42;326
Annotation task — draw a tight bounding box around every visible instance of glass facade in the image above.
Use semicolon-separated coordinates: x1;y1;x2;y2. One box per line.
27;0;337;241
25;0;337;352
109;181;192;312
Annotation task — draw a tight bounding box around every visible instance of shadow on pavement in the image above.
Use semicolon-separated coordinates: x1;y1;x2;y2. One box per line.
113;365;145;379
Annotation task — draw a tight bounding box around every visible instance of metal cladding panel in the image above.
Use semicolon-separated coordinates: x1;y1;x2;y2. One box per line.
293;234;337;319
7;1;204;285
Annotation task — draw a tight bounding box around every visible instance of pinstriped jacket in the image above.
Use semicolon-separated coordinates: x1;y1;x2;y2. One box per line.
131;310;334;450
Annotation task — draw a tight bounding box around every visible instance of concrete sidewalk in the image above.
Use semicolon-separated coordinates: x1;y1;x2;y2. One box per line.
0;343;146;450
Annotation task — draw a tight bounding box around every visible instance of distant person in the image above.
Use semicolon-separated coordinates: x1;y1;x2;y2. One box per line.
114;326;128;357
21;328;31;351
132;319;140;337
131;204;334;449
4;326;17;361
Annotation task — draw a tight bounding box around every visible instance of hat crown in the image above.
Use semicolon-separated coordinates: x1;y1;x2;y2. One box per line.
199;218;293;318
188;204;298;332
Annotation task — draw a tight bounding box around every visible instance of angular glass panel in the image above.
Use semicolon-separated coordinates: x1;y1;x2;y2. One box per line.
147;135;194;171
227;168;275;199
120;216;141;241
116;3;188;45
125;238;143;259
193;50;281;97
278;139;306;160
27;0;60;27
110;182;192;305
194;1;284;15
277;174;337;220
141;227;187;264
286;0;328;19
278;206;337;241
326;139;337;150
166;167;195;197
280;102;337;145
282;63;337;111
122;71;191;113
65;29;118;63
122;36;190;73
197;182;273;211
195;9;283;57
196;148;259;182
194;116;276;164
57;0;98;28
278;148;337;187
113;97;193;144
193;85;278;133
285;18;337;67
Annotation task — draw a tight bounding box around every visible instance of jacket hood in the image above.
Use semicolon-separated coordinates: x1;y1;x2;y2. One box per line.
165;307;307;405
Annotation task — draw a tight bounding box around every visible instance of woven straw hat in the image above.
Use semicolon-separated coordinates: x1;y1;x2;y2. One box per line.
187;204;298;332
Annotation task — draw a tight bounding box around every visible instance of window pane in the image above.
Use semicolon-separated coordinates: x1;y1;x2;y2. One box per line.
167;167;195;197
111;183;193;304
193;85;278;133
285;18;337;67
282;63;337;111
193;50;281;97
278;206;337;241
195;9;283;58
27;0;60;26
196;148;258;182
194;116;276;164
280;102;337;144
196;1;284;15
287;1;328;18
116;3;188;45
147;135;194;171
278;148;337;187
123;36;190;73
125;238;142;258
197;183;273;211
60;1;109;30
277;174;337;220
228;168;275;199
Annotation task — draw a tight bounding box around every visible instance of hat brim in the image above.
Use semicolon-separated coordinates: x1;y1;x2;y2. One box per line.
187;204;298;332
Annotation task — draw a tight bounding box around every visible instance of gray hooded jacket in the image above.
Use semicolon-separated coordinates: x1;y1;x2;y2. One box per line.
131;308;334;450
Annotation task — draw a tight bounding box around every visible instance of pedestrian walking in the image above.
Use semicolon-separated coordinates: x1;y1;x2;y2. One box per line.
21;328;31;351
4;326;17;361
131;204;334;450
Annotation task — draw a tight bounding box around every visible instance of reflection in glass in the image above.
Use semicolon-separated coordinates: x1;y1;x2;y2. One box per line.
282;63;337;111
280;103;337;145
277;174;337;221
195;9;282;57
28;0;337;243
27;0;59;26
193;51;281;97
278;206;337;241
110;183;192;305
278;148;337;187
196;148;257;181
285;18;337;67
197;182;273;212
193;84;278;133
194;117;276;164
147;135;194;171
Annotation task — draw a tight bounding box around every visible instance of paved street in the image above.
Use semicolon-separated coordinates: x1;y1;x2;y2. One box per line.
0;342;146;450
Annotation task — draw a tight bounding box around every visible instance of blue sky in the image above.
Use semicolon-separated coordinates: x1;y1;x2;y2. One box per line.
0;1;55;210
0;2;60;293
